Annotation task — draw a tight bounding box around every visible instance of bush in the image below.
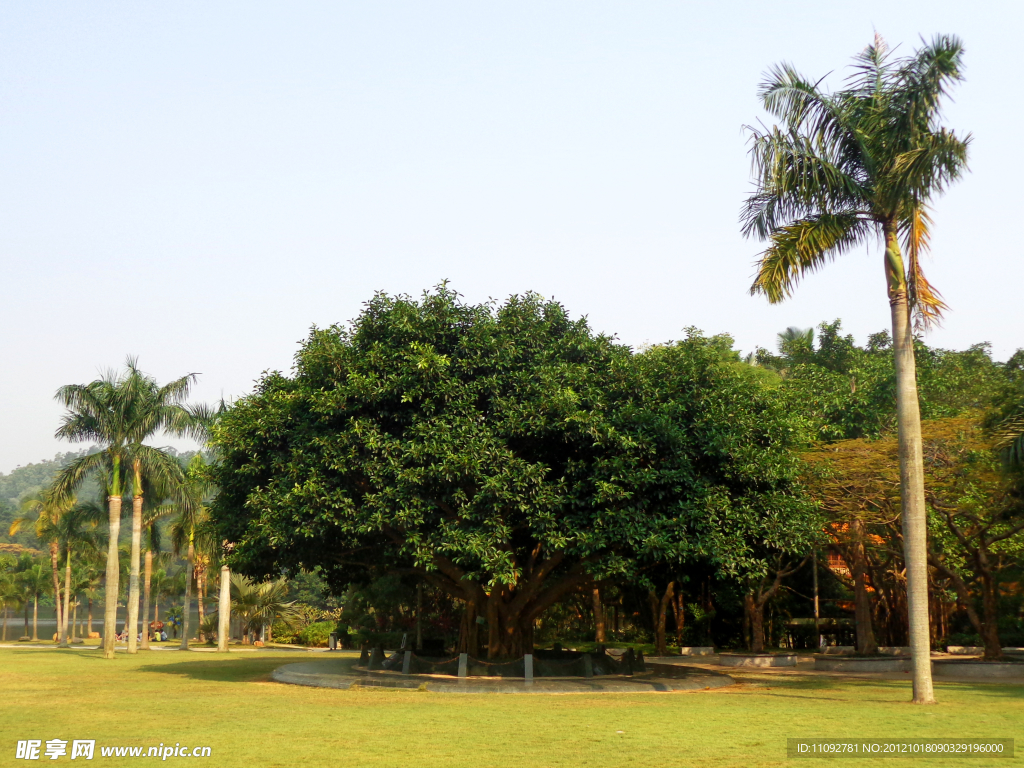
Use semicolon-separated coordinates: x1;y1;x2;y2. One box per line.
271;621;299;644
297;621;335;647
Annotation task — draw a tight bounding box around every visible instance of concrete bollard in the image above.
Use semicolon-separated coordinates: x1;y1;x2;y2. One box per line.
458;652;468;679
583;654;594;678
402;650;412;675
524;653;534;683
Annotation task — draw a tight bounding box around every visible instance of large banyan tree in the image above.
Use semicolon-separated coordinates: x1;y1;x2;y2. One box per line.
211;287;817;658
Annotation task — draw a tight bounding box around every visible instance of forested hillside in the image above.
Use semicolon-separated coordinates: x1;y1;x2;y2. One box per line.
0;447;202;545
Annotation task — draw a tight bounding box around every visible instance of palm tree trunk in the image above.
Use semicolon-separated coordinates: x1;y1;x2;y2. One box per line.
217;565;231;653
87;598;93;637
141;549;153;650
180;542;194;650
887;229;936;704
59;552;72;647
32;595;39;641
196;565;206;643
126;493;143;654
103;494;123;659
72;599;79;641
49;542;63;643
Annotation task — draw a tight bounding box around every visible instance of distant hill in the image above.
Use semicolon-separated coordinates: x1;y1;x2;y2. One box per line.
0;447;203;546
0;450;94;506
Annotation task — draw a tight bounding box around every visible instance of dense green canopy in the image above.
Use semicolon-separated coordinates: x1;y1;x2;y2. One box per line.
211;288;818;657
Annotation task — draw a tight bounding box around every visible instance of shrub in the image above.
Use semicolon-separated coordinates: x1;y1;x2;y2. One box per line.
271;620;299;644
297;621;335;647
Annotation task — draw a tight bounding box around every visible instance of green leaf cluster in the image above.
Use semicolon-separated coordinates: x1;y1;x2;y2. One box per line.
211;288;819;603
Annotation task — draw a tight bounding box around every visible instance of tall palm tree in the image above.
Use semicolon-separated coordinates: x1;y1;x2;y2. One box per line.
0;567;25;642
50;503;102;647
742;35;971;704
51;358;200;658
140;505;172;649
148;567;170;633
122;360;204;654
170;455;217;650
10;492;75;641
18;563;51;641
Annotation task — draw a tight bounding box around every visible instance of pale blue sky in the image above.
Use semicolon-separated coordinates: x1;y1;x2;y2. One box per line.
1;1;1020;472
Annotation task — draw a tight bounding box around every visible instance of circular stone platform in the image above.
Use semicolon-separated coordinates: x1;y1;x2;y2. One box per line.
271;659;734;694
717;653;797;668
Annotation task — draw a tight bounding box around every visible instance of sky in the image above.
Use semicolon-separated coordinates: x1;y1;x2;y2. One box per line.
1;1;1020;474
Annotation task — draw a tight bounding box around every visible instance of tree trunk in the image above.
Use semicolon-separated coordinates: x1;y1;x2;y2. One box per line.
217;565;231;653
88;598;93;637
49;541;63;643
812;551;821;649
179;542;194;650
886;226;936;704
670;590;685;647
415;581;423;650
126;493;143;654
103;494;123;659
592;587;606;643
745;592;765;653
422;551;590;659
32;595;39;641
141;549;153;650
2;604;7;641
648;583;674;656
196;564;206;643
979;572;1003;661
742;594;751;649
72;599;79;640
851;520;878;654
59;552;72;647
458;600;480;656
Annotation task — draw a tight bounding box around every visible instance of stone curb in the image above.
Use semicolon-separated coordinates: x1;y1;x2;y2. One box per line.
271;659;735;694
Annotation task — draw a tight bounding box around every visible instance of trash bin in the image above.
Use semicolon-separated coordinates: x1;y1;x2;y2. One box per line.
329;632;337;651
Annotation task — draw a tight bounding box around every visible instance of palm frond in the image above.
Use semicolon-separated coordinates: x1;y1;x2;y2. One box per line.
899;205;948;328
992;413;1024;471
750;213;870;303
50;452;112;505
742;125;866;240
889;34;966;133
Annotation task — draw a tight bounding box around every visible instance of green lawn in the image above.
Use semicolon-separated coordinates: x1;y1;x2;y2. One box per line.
1;648;1021;767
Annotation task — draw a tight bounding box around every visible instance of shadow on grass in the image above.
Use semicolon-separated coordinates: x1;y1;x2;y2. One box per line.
139;656;359;684
731;672;1024;704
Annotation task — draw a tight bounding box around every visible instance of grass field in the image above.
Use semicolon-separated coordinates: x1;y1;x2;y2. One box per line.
1;647;1022;767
